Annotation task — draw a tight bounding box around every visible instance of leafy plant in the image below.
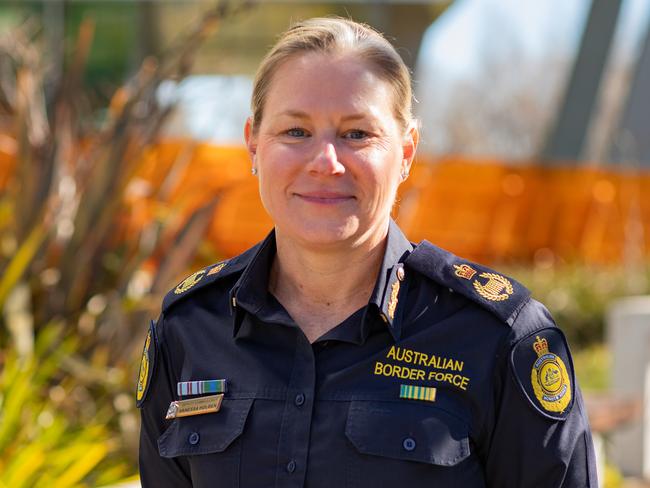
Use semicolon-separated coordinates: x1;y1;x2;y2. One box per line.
0;2;251;484
0;323;129;487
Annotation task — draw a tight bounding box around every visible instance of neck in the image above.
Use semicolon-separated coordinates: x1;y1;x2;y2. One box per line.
269;224;388;340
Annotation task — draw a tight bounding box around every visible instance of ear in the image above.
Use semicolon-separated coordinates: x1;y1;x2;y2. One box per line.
400;121;419;178
244;117;257;162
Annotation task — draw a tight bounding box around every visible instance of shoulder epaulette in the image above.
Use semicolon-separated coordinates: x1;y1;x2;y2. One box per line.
162;243;260;313
405;241;531;326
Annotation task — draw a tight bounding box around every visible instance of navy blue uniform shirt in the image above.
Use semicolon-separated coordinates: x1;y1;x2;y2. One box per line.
137;221;598;487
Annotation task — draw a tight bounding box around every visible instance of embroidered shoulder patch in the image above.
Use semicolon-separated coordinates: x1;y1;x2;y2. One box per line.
161;236;275;314
510;328;574;420
136;320;157;408
174;269;208;294
405;241;531;325
162;261;231;312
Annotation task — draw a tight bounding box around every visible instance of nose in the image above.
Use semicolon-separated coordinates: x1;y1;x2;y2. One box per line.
307;142;345;176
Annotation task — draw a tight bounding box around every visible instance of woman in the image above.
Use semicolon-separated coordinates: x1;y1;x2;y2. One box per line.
138;17;597;487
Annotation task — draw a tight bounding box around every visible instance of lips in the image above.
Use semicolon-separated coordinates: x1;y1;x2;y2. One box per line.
294;191;355;204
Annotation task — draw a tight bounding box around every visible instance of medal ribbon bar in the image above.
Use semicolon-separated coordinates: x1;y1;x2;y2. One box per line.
177;379;227;397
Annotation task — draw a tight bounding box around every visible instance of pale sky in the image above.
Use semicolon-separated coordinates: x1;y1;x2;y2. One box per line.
414;0;650;156
165;0;650;150
417;0;650;82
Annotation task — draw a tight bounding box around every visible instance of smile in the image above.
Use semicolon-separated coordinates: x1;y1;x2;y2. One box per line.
294;192;355;205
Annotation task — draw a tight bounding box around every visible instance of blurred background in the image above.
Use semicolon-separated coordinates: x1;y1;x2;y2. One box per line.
0;0;649;486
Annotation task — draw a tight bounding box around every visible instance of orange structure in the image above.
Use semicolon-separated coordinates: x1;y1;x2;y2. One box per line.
398;158;650;265
2;139;649;265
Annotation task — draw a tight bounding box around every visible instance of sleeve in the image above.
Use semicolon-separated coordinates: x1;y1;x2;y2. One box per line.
137;317;192;487
484;301;599;487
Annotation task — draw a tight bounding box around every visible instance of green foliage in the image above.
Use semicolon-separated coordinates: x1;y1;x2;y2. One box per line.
507;264;650;347
0;323;127;487
506;264;648;393
0;3;249;485
65;2;139;86
572;343;610;392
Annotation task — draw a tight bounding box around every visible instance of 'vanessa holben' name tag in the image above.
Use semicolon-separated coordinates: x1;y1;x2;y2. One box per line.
165;394;224;419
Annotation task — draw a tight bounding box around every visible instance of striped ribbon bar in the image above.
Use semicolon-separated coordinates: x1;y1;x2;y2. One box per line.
177;379;227;397
400;384;437;402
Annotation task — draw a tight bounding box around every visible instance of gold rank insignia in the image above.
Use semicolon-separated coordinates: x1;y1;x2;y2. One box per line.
207;262;226;276
453;264;513;302
473;272;513;302
387;280;400;320
531;336;571;413
454;264;477;280
174;269;207;295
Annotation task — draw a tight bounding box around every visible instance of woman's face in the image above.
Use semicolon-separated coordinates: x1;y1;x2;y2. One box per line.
245;52;417;250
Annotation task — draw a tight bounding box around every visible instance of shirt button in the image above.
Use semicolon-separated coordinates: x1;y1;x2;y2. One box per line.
403;437;416;451
294;393;305;407
286;460;296;473
188;432;200;445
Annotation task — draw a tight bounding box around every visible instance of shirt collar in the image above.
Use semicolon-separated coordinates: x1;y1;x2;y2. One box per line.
230;219;413;342
362;219;413;343
230;229;276;320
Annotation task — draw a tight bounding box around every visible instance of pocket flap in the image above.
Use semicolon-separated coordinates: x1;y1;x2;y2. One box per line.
345;400;470;466
158;398;253;458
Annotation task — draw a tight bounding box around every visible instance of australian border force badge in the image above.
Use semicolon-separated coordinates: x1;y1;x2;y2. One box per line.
531;336;571;413
511;328;574;420
136;321;157;408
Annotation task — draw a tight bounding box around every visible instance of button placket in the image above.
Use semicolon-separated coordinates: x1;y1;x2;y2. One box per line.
274;333;316;487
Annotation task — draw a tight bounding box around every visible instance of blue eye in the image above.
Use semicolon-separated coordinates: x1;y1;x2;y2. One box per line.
286;128;308;137
345;130;368;140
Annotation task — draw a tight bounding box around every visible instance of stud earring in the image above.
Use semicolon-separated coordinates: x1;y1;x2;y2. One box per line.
251;167;258;176
401;169;409;180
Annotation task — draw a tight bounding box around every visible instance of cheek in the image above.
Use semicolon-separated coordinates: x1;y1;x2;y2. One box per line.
357;149;402;199
256;149;299;210
257;175;288;224
258;168;285;205
258;140;306;173
258;144;290;180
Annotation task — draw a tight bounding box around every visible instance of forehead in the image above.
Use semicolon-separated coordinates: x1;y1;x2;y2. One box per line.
263;52;395;119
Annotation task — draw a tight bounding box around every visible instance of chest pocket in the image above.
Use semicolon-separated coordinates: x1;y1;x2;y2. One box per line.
345;400;483;487
158;398;253;488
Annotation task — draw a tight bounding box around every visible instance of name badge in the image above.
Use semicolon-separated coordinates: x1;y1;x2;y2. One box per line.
165;394;224;419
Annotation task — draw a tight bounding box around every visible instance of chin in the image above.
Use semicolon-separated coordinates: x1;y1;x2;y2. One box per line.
280;217;362;248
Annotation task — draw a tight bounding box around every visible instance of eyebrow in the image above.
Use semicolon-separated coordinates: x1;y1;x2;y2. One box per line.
278;110;369;122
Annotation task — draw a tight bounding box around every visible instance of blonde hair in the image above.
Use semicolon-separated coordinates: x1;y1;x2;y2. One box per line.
251;17;413;133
